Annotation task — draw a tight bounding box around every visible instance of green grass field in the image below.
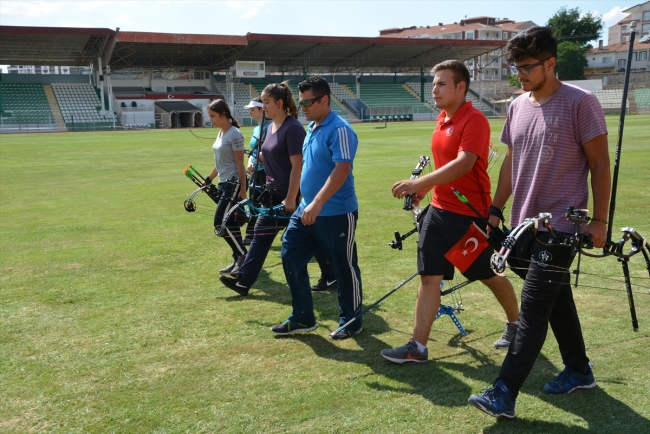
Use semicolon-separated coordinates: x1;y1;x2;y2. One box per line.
1;115;649;433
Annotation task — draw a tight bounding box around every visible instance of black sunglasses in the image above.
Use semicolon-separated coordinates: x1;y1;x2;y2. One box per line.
298;95;324;108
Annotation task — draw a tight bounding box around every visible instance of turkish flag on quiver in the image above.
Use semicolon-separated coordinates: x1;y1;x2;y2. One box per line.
444;222;490;273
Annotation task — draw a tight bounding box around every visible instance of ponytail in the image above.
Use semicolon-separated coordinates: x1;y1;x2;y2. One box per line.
282;81;299;118
262;81;299;119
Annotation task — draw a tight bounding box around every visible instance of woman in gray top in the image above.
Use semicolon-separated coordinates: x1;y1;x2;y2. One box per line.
204;99;248;275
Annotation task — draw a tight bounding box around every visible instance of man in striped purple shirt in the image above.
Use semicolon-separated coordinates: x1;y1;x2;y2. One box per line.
469;26;611;419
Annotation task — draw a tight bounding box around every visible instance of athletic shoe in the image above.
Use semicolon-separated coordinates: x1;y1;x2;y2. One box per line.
468;380;516;419
219;275;250;296
380;338;428;363
229;255;246;276
494;322;518;348
270;320;318;335
219;257;240;275
543;366;596;394
329;326;362;340
311;277;338;291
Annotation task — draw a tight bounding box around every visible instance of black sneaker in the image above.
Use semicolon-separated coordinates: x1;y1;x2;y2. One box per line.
311;277;338;291
329;327;362;340
380;338;428;363
494;322;518;348
220;275;250;296
229;255;246;276
270;320;318;335
468;380;516;418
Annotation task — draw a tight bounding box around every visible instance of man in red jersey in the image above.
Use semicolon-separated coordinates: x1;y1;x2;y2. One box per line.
381;60;519;363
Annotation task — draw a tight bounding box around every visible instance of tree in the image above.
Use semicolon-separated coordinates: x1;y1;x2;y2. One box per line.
546;7;601;80
546;7;604;47
507;74;521;88
556;41;588;80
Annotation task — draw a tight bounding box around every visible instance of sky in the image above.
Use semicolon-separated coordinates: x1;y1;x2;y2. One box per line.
0;0;635;71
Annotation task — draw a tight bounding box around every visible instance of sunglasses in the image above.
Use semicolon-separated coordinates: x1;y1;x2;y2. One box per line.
509;58;550;76
298;95;324;108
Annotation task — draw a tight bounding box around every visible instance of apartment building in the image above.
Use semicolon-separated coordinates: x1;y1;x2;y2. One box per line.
608;1;650;44
379;16;537;81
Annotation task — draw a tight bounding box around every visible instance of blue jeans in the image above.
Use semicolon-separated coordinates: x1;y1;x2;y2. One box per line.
281;209;362;328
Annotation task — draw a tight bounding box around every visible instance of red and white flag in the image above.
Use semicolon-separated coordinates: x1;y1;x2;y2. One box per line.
444;222;490;273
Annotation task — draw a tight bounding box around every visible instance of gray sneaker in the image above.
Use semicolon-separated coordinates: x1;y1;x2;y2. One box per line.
380;339;428;363
229;255;246;276
494;322;518;348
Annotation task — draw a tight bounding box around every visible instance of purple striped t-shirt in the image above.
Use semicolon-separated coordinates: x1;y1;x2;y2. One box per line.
500;83;607;233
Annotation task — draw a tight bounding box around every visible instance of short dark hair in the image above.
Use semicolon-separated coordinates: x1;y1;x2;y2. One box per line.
505;26;558;64
298;76;331;106
430;60;470;95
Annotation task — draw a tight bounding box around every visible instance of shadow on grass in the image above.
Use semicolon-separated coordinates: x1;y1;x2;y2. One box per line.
504;354;650;433
291;330;487;409
222;268;357;330
479;386;650;434
293;331;649;432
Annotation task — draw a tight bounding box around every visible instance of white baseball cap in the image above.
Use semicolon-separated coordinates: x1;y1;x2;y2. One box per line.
244;100;263;109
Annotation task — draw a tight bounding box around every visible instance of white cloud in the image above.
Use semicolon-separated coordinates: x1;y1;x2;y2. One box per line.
602;6;630;25
243;7;260;18
115;13;135;25
77;1;111;12
227;0;267;14
1;1;63;17
226;1;245;10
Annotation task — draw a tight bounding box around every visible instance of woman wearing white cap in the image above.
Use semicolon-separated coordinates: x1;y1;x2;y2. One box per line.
243;98;267;245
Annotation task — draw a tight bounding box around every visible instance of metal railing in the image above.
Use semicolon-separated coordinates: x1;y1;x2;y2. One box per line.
0;110;57;133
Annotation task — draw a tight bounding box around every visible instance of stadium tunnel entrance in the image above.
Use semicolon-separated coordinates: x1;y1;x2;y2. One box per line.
155;101;203;128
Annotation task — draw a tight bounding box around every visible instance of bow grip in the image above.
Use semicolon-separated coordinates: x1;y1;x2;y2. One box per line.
403;194;414;211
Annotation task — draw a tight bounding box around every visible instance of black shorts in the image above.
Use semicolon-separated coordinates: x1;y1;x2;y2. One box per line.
417;206;495;281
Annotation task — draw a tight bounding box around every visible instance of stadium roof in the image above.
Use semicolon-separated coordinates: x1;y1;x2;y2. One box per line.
0;26;507;74
110;32;248;70
0;26;115;66
239;33;507;74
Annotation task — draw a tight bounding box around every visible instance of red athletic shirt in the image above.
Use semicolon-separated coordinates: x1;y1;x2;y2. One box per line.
430;101;492;217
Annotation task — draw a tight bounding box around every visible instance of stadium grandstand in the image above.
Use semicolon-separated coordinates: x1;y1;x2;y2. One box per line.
0;23;642;133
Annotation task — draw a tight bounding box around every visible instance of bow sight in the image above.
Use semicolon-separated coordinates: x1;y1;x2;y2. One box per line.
389;156;431;250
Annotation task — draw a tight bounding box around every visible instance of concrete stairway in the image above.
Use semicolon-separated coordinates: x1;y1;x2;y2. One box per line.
43;85;67;132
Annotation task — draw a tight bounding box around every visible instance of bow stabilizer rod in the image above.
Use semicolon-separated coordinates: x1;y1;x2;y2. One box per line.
607;21;636;245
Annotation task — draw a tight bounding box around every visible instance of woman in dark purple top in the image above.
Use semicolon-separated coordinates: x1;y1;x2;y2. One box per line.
219;82;305;295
